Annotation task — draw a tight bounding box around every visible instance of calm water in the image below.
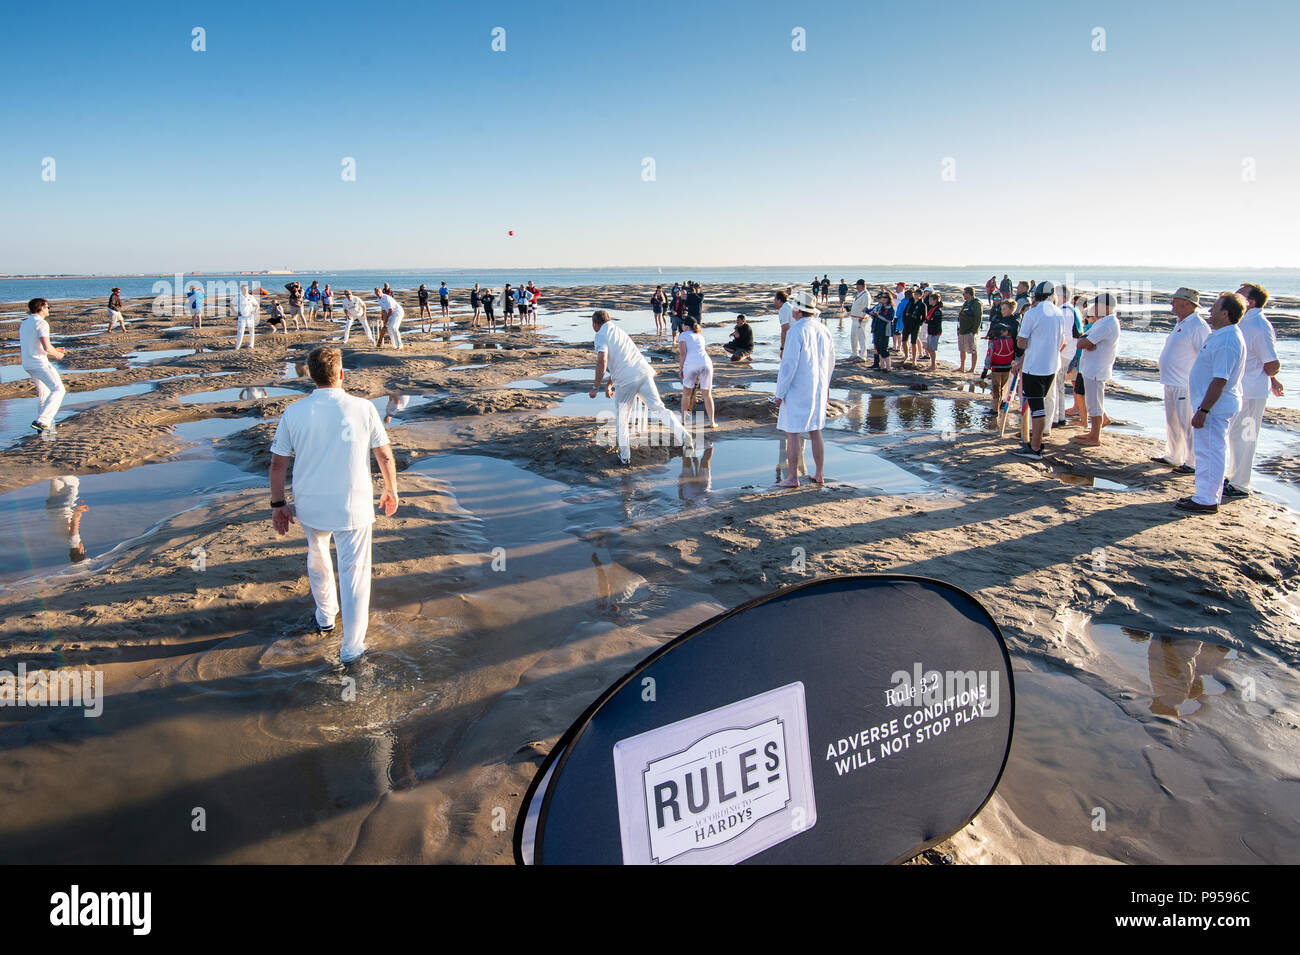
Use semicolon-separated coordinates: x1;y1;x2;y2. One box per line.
6;266;1300;303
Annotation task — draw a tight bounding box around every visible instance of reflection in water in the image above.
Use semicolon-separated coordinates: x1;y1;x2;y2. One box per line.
239;386;268;401
1145;634;1231;717
775;435;808;482
678;443;715;504
46;476;87;563
384;393;411;424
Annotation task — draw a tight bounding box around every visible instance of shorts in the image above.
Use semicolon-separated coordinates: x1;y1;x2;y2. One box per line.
1084;377;1105;417
108;309;124;324
1021;372;1055;418
926;334;940;353
903;320;922;344
957;333;975;352
1074;372;1085;396
653;304;663;315
682;361;713;390
440;296;449;306
670;315;683;333
289;303;306;317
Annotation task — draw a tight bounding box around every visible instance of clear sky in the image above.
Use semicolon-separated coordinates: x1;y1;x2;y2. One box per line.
3;0;1297;274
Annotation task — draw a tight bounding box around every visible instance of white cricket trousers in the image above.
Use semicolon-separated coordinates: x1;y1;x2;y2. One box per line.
235;317;256;349
25;362;65;427
343;314;375;344
850;318;868;359
1162;384;1194;468
615;372;692;461
1192;413;1233;506
386;316;403;349
1053;358;1067;421
302;522;374;663
1227;396;1266;489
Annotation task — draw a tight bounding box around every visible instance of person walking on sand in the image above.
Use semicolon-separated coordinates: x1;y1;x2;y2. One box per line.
106;287;127;333
235;283;260;350
775;291;835;487
1153;287;1210;473
439;282;450;324
20;298;66;435
321;284;335;323
847;279;872;363
373;286;404;349
1012;282;1067;460
1223;283;1284;499
589;310;694;465
652;285;667;337
269;346;399;664
957;286;983;373
1070;292;1121;448
417;283;431;330
481;287;496;330
1175;293;1247;514
341;290;374;344
678;316;716;428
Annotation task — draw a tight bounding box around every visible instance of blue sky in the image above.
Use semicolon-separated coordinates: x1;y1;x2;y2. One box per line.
3;0;1297;273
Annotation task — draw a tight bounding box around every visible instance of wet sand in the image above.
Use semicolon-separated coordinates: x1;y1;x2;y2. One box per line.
1;286;1298;864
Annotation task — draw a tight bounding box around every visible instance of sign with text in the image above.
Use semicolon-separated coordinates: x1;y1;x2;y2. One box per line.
516;575;1014;865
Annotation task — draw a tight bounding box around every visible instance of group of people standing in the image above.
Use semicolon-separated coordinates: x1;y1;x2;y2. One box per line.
465;281;540;331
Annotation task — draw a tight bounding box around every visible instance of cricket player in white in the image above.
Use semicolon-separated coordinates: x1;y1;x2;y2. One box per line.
1154;287;1210;471
235;284;259;350
1177;293;1247;514
341;290;374;344
1225;283;1283;497
374;287;404;349
847;280;871;361
269;347;398;663
589;310;693;465
19;298;67;434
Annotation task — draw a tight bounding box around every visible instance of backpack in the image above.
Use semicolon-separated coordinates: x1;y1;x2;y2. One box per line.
990;335;1015;367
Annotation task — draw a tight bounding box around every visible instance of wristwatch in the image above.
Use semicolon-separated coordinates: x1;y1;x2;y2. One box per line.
270;499;287;509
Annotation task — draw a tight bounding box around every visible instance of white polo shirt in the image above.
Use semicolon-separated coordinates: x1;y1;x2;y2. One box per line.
270;387;390;531
594;321;651;389
342;297;366;320
377;293;403;322
1018;301;1067;376
848;290;872;319
1158;312;1211;389
1079;312;1121;381
778;301;793;327
19;314;53;367
1189;324;1246;419
237;291;259;321
1238;308;1278;400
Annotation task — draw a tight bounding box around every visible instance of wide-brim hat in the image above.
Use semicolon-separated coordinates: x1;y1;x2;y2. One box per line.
792;290;820;314
1171;287;1200;307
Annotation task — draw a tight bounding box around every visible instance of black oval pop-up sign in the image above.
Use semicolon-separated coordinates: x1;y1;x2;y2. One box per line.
515;575;1014;865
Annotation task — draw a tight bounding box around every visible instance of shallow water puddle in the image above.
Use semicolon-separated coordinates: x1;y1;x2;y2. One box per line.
178;386;301;405
0;458;257;583
998;615;1299;862
172;416;263;445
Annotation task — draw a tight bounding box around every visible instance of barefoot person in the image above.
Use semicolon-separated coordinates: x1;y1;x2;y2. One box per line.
234;283;259;350
20;298;66;435
589;310;693;465
1013;282;1067;460
341;289;374;344
1175;293;1247;514
106;287;126;333
774;291;835;486
269;346;399;664
1070;292;1121;448
1223;283;1284;499
1153;287;1210;472
957;286;983;373
678;317;716;428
